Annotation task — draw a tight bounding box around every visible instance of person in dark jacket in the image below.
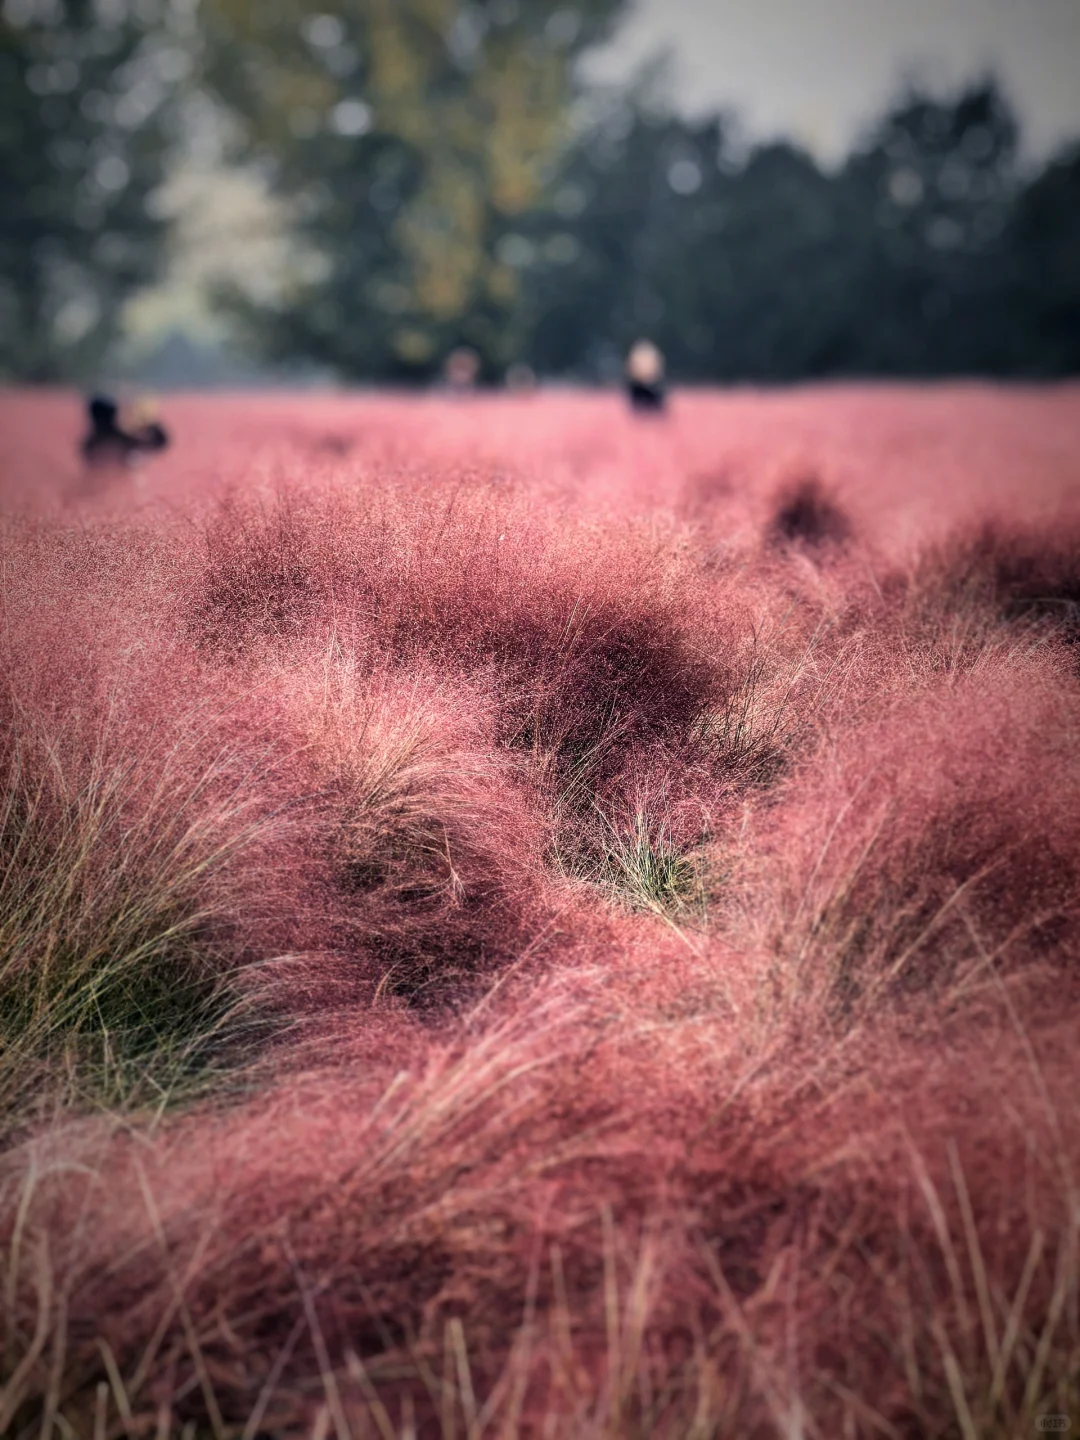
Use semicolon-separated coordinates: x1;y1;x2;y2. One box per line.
625;339;667;413
81;394;169;467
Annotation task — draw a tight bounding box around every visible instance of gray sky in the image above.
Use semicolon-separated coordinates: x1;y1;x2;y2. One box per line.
590;0;1080;162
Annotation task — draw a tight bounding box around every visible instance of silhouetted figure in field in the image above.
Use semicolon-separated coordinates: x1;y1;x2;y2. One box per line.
81;394;169;469
625;339;666;413
443;346;481;393
505;361;537;393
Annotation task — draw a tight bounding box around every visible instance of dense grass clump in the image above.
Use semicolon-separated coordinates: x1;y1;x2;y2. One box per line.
2;386;1080;1437
918;515;1080;642
0;697;272;1123
193;486;728;767
768;474;852;551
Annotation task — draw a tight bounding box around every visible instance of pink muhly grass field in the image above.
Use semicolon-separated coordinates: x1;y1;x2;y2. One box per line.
2;384;1080;1437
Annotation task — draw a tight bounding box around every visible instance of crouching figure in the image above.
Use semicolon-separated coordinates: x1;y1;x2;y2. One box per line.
81;394;170;468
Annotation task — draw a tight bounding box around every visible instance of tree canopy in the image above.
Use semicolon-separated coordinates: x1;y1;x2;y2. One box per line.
198;0;627;379
1;1;1077;383
0;0;190;381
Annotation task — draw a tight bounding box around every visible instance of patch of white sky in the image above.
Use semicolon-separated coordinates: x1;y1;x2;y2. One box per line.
586;0;1080;165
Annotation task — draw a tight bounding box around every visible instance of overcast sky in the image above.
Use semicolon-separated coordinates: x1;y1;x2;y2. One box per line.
590;0;1080;163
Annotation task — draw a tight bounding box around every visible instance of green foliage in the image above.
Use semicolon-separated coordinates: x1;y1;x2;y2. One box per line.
198;0;628;380
1008;140;1080;375
202;52;1080;384
554;800;708;921
0;0;187;381
2;0;1077;383
519;79;1080;381
0;710;266;1122
596;808;704;918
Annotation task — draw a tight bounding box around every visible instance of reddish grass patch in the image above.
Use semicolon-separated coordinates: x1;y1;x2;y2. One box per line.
767;474;852;552
2;386;1080;1436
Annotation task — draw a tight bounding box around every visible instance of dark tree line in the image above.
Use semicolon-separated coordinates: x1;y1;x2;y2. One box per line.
1;0;1077;384
0;0;185;381
518;81;1080;381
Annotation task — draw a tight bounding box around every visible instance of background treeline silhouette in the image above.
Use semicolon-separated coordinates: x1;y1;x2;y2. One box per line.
2;0;1077;384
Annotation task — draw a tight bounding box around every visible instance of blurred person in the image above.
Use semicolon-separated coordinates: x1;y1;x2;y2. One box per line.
505;361;538;393
81;393;170;469
443;346;481;392
625;339;666;413
127;395;169;448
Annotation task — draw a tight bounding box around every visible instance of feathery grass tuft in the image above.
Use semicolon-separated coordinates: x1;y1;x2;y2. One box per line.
0;700;271;1122
3;387;1080;1436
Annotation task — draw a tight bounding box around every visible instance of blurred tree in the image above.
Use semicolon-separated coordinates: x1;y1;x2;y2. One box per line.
517;94;857;380
199;0;627;380
516;79;1057;383
838;81;1021;374
0;0;187;382
1006;142;1080;376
